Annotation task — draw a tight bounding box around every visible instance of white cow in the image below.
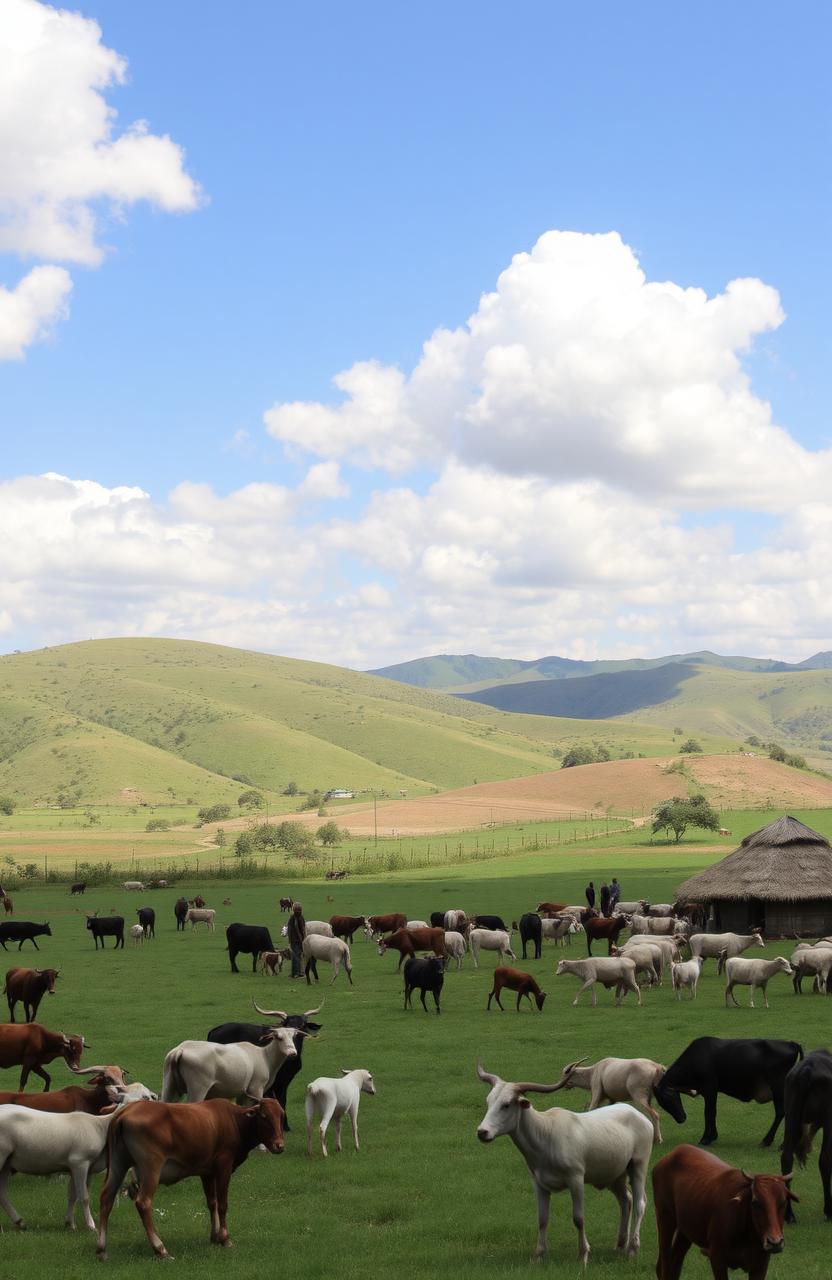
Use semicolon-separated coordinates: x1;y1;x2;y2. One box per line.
302;934;353;984
0;1082;156;1231
129;924;144;946
612;944;660;987
122;881;144;891
724;955;793;1009
689;931;764;962
406;919;429;930
283;920;333;938
305;1068;376;1157
444;909;468;932
185;907;216;931
444;930;467;970
548;1056;670;1143
469;928;515;968
161;1027;299;1102
671;956;704;1000
791;946;832;994
476;1063;651;1263
541;917;580;946
555;957;641;1006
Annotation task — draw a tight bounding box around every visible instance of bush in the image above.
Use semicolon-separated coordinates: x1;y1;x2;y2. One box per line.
767;742;787;763
237;790;264;809
298;790;323;811
679;739;703;754
0;796;16;816
785;753;808;770
215;827;227;847
145;818;171;831
283;781;299;796
561;745;610;768
317;821;344;846
196;803;232;826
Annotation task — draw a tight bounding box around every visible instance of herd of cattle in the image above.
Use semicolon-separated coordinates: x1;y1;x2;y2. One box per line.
1;889;832;1274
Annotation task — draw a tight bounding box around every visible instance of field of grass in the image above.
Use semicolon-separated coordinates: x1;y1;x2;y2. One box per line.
4;853;832;1279
0;639;734;806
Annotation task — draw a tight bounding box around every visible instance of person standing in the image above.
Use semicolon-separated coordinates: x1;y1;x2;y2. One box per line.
585;881;596;909
599;881;611;916
609;877;621;911
287;901;306;978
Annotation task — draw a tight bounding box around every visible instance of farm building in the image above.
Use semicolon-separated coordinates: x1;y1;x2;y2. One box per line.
676;814;832;938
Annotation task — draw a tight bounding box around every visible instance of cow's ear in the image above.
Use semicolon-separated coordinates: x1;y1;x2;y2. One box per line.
518;1097;531;1110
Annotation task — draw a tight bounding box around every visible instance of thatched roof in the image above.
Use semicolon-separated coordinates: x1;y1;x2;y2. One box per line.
677;814;832;903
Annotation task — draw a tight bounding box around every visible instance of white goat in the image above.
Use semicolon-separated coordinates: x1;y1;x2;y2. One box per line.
302;934;353;984
555;957;641;1006
0;1082;156;1230
671;956;704;1000
469;928;515;968
122;881;144;891
476;1063;651;1263
647;903;674;917
630;914;686;937
541;917;580;947
548;1056;669;1143
613;900;649;917
619;939;676;985
305;1068;376;1157
185;907;216;931
790;946;832;994
612;944;659;987
444;909;468;931
406;919;429;930
129;923;144;946
724;955;793;1008
444;930;467;970
689;931;763;962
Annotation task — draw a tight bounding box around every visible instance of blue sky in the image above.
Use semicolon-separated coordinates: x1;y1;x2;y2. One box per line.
1;1;830;664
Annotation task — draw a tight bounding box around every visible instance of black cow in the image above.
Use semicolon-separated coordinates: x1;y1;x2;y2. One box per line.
518;912;542;960
85;915;125;949
781;1048;832;1221
473;914;507;932
654;1036;804;1147
0;922;51;952
226;922;275;973
174;897;188;931
70;882;86;896
206;1007;322;1129
137;907;155;939
403;955;444;1014
429;912;445;929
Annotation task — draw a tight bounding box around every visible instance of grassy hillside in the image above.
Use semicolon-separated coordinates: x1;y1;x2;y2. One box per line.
0;639;712;806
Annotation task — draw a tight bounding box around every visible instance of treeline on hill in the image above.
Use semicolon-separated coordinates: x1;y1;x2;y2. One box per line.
234;820;347;858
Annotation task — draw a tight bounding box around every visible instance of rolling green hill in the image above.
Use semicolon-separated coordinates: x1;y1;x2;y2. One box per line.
0;639;713;806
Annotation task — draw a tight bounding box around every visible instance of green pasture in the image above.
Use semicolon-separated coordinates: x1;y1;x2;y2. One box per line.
2;859;831;1280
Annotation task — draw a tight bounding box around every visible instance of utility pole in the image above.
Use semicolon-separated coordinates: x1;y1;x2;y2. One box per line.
373;791;378;844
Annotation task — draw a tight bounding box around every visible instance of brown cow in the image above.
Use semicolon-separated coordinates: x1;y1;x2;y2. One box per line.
366;913;407;937
329;914;366;943
96;1097;285;1260
279;897;294;912
4;965;59;1022
1;895;12;916
585;915;628;956
487;966;547;1012
189;895;206;909
653;1144;797;1279
536;902;567;914
377;927;446;971
258;948;290;975
0;1065;127;1112
0;1023;86;1090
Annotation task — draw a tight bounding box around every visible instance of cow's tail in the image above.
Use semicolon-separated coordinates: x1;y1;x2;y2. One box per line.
781;1062;810;1168
160;1048;184;1102
793;1040;805;1062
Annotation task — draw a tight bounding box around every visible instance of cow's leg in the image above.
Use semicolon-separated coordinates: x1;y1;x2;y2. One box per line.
626;1158;647;1257
201;1174;222;1243
762;1089;785;1147
701;1089;719;1145
213;1167;232;1246
0;1158;24;1228
725;980;739;1007
568;1177;590;1265
96;1137;133;1259
660;1227;691;1280
532;1180;550;1259
819;1128;832;1219
317;1099;336;1156
609;1173;632;1251
304;1093;316;1156
762;982;770;1010
334;1115;343;1152
419;987;428;1012
573;977;596;1007
433;988;440;1014
66;1162;94;1230
349;1102;360;1151
6;998;14;1022
133;1166;169;1259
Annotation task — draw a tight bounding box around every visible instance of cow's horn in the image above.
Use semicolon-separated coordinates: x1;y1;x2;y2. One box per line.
513;1079;565;1095
740;1169;755;1183
68;1064;111;1076
476;1061;500;1086
302;1001;324;1017
253;1000;287;1020
556;1056;589;1083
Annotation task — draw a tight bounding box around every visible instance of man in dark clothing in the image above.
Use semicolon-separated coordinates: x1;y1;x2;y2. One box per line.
599;882;611;916
287;902;306;978
585;881;596;909
609;877;621;910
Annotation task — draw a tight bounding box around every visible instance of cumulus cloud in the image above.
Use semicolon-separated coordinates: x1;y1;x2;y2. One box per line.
0;0;200;357
264;230;830;510
0;265;72;359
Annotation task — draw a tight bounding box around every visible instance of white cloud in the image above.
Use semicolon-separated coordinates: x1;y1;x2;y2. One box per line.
0;0;200;357
264;230;830;511
0;265;72;359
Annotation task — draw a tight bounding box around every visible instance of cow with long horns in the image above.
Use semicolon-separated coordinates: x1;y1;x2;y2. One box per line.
206;1001;322;1130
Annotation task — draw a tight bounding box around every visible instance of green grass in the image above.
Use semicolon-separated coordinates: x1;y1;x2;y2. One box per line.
4;856;832;1279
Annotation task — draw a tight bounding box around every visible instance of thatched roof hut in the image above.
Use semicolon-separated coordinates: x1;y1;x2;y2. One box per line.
677;814;832;937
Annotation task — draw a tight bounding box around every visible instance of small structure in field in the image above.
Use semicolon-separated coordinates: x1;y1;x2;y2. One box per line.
676;814;832;938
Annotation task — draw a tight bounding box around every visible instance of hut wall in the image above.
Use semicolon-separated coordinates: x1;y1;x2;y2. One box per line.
713;899;832;938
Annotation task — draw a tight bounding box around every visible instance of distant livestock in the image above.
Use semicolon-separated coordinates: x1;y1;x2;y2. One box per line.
85;915;124;950
328;915;366;943
377;927;446;969
122;881;144;891
186;907;216;931
487;966;546;1012
129;924;145;945
136;907;155;939
443;930;467;969
469;928;515;968
518;913;542;959
0;921;51;952
549;1056;678;1144
403;956;444;1013
365;913;407;938
70;883;86;896
556;956;641;1007
584;916;628;956
305;1068;375;1157
174;897;189;930
303;934;353;985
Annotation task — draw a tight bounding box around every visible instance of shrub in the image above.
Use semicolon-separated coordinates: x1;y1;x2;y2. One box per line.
0;796;16;816
196;803;232;826
145;818;171;831
679;739;703;754
283;781;299;796
298;790;323;811
237;790;264;809
317;821;344;846
767;742;787;763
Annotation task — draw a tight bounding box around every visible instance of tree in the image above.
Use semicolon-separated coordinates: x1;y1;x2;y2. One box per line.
196;803;232;825
0;796;16;816
317;821;343;847
767;742;787;763
561;745;597;769
145;819;171;832
679;739;703;754
652;794;720;843
237;790;264;809
283;781;299;796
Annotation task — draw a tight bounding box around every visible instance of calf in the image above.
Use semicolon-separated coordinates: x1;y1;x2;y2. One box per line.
328;915;366;943
781;1049;832;1221
136;907;155;939
487;966;546;1012
86;915;124;950
0;1023;87;1090
555;956;641;1006
4;966;59;1022
444;930;466;970
70;882;86;896
671;956;704;1000
258;948;290;975
97;1097;285;1259
518;912;542;959
0;921;51;951
129;924;144;945
403;956;444;1013
549;1056;676;1143
305;1068;375;1157
653;1144;796;1279
279;897;294;911
174;897;189;931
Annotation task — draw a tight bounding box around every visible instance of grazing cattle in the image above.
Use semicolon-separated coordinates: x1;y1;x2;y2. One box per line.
185;907;216;931
174;897;189;930
365;912;407;938
443;909;468;932
406;919;429;930
541;917;580;947
0;921;51;951
403;956;444;1013
0;1023;87;1090
612;943;660;987
556;956;641;1006
487;966;546;1012
207;1003;322;1131
673;900;705;929
97;1097;285;1259
549;1056;679;1144
472;914;507;932
161;1026;300;1103
305;1069;375;1157
189;895;206;909
584;915;628;956
536;901;567;914
469;927;515;968
689;930;764;963
781;1049;832;1221
723;955;793;1008
303;919;334;937
647;902;674;917
671;956;704;1000
629;913;686;937
518;912;542;959
0;1065;134;1112
476;1063;651;1263
790;945;832;994
303;935;353;984
620;938;679;986
279;897;294;912
136;907;155;939
70;882;87;896
654;1036;804;1146
129;924;144;945
613;900;649;916
444;930;466;970
226;922;275;973
377;927;446;969
122;881;144;891
85;915;124;950
4;966;59;1022
329;914;366;943
148;879;168;889
653;1144;796;1280
0;1083;158;1232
